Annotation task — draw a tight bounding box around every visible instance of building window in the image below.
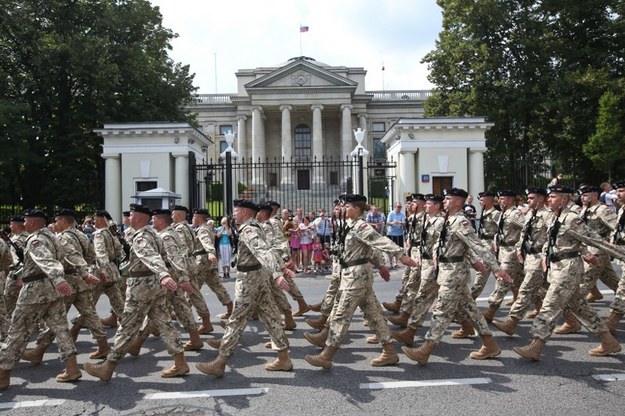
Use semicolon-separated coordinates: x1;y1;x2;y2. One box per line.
136;181;157;192
220;140;228;153
329;171;338;185
297;169;310;190
268;172;278;187
372;122;385;132
219;125;233;135
294;124;312;161
373;138;386;159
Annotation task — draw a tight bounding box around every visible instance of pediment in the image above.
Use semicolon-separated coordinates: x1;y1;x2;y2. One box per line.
245;59;357;92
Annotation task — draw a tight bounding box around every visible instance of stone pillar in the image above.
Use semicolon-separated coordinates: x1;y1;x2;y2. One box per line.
341;104;353;159
103;154;121;222
398;151;417;203
280;105;293;187
251;106;265;162
237;116;247;160
311;104;325;185
468;148;485;199
358;113;367;131
173;152;189;208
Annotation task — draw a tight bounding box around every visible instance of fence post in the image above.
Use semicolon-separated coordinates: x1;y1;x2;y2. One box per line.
221;131;238;216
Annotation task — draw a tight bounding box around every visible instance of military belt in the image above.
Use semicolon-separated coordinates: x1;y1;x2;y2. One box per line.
480;235;495;240
340;258;369;268
193;249;207;256
526;247;541;255
22;273;47;283
64;267;77;274
421;253;433;260
549;252;579;262
498;241;516;247
237;264;262;272
165;261;172;268
438;255;464;263
127;270;156;278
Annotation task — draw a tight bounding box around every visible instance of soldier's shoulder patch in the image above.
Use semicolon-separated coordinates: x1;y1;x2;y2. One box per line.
163;235;172;241
460;219;471;227
30;239;41;248
575;219;584;225
359;222;370;230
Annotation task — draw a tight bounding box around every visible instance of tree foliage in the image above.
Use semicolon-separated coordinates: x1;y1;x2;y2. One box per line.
423;0;625;190
0;0;197;209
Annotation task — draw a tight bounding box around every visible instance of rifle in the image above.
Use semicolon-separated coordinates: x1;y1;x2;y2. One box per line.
418;211;428;259
544;201;564;280
0;230;24;265
228;214;239;268
434;210;449;277
611;210;625;245
520;208;537;261
108;223;131;263
494;200;507;258
477;207;485;238
407;212;419;257
580;197;591;223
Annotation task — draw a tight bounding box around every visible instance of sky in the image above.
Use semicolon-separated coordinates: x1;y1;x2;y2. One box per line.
148;0;444;94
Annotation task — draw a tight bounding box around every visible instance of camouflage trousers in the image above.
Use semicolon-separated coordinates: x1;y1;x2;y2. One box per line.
407;262;439;330
581;254;620;294
609;259;625;315
0;274;9;339
87;279;125;319
0;297;76;370
488;260;524;308
268;276;292;313
220;270;288;357
470;268;492;299
509;266;547;319
327;285;391;348
395;263;413;302
283;273;305;301
107;276;183;362
189;266;231;317
319;264;341;317
142;286;198;333
426;277;492;344
399;260;422;315
532;264;608;341
3;276;19;316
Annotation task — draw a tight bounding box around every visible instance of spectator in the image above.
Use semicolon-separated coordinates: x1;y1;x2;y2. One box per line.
548;172;563;187
215;217;233;279
293;208;304;225
386;202;406;268
365;204;385;234
311;236;325;274
298;216;315;273
313;208;333;245
285;214;301;270
82;216;95;241
601;182;618;212
463;195;477;228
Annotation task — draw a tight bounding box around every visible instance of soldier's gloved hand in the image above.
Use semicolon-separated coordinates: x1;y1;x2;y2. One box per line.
472;261;488;275
494;270;513;284
208;254;218;266
583;255;600;267
85;274;100;284
379;266;391;281
179;281;194;293
161;276;177;291
275;276;290;291
399;254;417;268
56;280;72;296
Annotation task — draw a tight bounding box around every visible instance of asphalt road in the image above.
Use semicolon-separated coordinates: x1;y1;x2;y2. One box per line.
2;267;625;416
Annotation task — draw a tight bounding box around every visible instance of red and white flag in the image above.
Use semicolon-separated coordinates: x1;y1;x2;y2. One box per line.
300;25;309;33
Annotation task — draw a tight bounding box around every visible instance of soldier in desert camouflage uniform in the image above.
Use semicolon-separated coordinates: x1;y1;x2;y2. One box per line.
0;237;13;340
469;191;500;299
4;216;29;316
83;205;189;381
196;199;294;378
605;180;625;334
0;209;80;390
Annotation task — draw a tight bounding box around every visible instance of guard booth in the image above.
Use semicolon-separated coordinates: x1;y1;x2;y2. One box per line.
131;187;181;211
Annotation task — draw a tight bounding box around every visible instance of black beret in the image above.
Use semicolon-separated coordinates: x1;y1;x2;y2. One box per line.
24;209;47;219
333;199;340;206
405;194;414;202
267;200;281;208
478;191;496;198
577;185;601;195
9;215;24;222
172;205;189;212
547;185;574;195
258;203;273;213
152;209;172;216
497;190;517;197
342;194;367;204
425;194;444;203
443;188;468;198
525;187;547;196
122;211;131;217
193;208;211;217
95;210;112;220
613;180;625;190
54;208;78;218
412;193;426;202
233;199;259;212
130;204;151;216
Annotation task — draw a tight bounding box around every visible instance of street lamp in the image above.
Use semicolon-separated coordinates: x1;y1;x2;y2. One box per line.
220;130;238;216
350;128;369;195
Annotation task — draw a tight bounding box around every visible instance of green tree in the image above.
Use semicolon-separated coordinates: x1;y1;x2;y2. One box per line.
0;0;197;209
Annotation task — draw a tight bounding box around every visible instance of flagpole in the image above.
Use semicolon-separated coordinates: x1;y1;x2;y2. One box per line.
300;31;302;56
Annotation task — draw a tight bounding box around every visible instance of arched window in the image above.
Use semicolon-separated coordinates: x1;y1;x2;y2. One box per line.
294;124;312;161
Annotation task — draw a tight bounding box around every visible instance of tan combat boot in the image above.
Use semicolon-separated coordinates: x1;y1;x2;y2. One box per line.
161;352;190;378
293;298;311;317
21;344;48;364
303;328;329;348
265;349;293;371
206;338;221;349
196;354;228;378
220;301;234;320
183;329;204;351
371;342;400;367
469;334;502;360
391;327;417;345
554;313;582;334
388;312;410;328
100;313;118;328
587;285;604;302
198;313;214;334
606;312;623;335
525;300;542;319
402;340;437;366
56;354;82;382
513;337;546;360
283;310;297;330
0;369;10;391
505;289;518;306
305;346;338;369
366;335;379;344
126;334;147;357
84;359;117;381
382;299;401;313
309;303;322;312
492;316;520;336
451;320;475;339
305;315;328;330
89;337;111;360
588;331;622;356
482;305;498;323
70;324;82;342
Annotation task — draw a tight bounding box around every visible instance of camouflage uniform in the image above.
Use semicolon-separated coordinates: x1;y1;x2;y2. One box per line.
107;226;183;362
4;231;28;315
326;218;403;348
36;227;107;347
268;216;307;303
471;207;500;298
608;206;625;315
259;220;292;314
0;227;77;370
219;218;288;357
425;212;501;343
395;211;426;315
0;244;12;339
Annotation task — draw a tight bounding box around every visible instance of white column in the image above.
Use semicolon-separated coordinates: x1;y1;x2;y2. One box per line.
358;113;367;131
173;152;189;208
468;148;485;199
237;116;247;160
341;104;353;159
398;151;417;203
311;104;324;161
251;106;265;162
103;154;121;222
280;105;293;186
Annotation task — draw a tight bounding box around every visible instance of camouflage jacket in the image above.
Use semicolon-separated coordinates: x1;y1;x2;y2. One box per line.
158;225;189;282
237;218;284;279
58;227;95;292
123;225;169;280
92;227;122;282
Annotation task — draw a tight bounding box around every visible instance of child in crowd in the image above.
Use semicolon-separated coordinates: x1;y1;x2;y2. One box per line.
311;236;324;274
